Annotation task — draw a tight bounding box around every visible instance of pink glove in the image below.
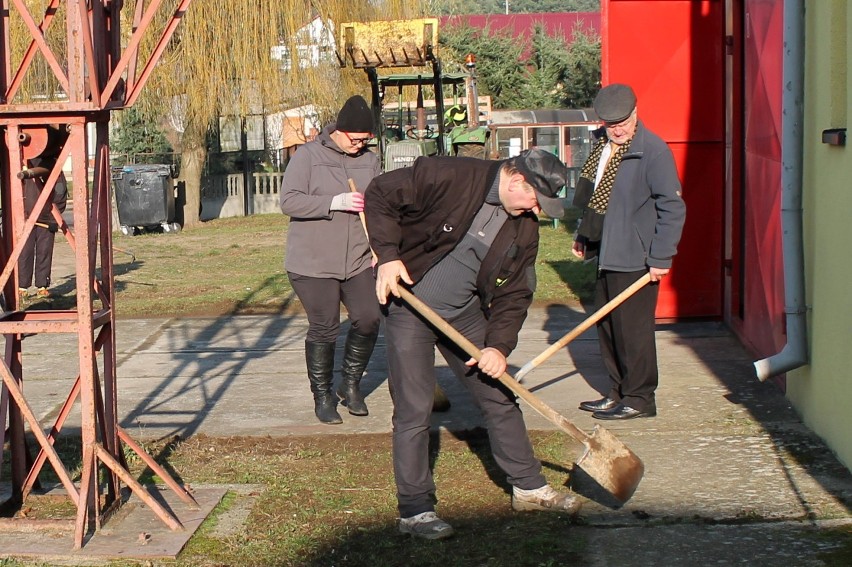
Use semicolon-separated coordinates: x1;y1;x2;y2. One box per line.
330;192;365;212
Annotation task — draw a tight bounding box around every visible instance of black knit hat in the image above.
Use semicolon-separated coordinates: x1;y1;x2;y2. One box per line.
593;83;637;123
336;95;375;134
513;148;568;219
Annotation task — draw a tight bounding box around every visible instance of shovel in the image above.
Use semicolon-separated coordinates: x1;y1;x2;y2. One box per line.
347;178;452;413
397;286;644;504
514;273;652;382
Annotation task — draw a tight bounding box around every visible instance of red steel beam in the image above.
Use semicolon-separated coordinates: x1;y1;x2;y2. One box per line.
125;0;193;107
100;0;167;106
9;0;70;95
4;0;63;103
0;0;196;550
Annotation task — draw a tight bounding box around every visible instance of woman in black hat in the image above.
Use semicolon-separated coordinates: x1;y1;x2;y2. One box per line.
280;95;381;424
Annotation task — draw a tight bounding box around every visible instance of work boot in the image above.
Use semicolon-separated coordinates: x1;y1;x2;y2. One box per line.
336;330;377;416
512;485;582;516
306;341;342;424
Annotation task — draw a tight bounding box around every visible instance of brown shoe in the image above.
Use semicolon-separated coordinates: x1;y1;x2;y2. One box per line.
36;287;51;298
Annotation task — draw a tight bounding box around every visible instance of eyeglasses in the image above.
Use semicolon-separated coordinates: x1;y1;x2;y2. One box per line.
342;131;372;146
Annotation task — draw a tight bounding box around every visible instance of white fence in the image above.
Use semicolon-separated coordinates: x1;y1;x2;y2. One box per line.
201;172;284;220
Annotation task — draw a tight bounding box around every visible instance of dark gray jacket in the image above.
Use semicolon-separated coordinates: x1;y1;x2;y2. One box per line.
598;121;686;272
280;124;380;278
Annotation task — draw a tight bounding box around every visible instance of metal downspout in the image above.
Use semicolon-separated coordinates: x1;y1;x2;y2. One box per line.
754;0;809;381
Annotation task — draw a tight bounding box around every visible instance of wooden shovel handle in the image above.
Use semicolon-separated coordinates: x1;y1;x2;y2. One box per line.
347;178;378;265
515;272;652;381
397;287;591;444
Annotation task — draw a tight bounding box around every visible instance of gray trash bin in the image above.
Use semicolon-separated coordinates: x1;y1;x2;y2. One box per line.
112;164;180;235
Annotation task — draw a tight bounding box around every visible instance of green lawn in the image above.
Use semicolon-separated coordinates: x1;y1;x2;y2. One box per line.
49;214;594;319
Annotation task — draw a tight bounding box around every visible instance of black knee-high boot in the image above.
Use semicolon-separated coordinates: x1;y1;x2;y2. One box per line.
306;341;342;424
336;330;377;416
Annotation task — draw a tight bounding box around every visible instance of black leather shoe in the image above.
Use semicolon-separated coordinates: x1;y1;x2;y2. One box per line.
579;396;618;412
592;403;656;420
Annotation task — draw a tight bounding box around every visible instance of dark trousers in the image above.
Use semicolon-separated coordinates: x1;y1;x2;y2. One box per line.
595;269;660;411
288;269;381;343
18;225;55;289
384;300;546;518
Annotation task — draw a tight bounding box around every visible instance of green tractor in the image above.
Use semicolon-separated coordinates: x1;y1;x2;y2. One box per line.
338;19;490;171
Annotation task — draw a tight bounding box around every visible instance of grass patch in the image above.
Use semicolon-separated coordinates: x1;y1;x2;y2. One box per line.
537;223;596;304
5;432;588;567
43;214;593;319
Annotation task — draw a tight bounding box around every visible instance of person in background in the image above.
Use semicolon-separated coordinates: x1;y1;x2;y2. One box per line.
365;148;582;540
280;95;381;425
18;155;68;301
572;83;686;420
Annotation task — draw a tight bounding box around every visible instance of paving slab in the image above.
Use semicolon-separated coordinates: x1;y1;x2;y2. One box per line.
0;486;225;563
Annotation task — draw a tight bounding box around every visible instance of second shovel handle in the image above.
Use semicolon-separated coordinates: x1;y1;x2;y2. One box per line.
397;287;591;444
347;178;378;265
514;272;652;381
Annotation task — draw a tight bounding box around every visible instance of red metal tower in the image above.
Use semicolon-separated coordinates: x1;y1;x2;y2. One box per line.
0;0;194;548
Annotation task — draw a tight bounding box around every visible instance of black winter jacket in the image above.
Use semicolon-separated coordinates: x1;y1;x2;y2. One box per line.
364;156;540;356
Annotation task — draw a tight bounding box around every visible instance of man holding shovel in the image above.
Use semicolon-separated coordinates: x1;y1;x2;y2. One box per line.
365;149;580;540
572;83;686;420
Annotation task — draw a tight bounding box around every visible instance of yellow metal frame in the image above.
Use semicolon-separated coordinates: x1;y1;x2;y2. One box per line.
339;18;439;68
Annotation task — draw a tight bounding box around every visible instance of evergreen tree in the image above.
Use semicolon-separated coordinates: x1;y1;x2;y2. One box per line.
519;24;572;108
562;24;601;108
111;106;174;165
440;25;525;108
440;21;600;109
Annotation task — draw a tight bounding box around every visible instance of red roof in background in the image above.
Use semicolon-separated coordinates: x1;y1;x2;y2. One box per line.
440;12;601;44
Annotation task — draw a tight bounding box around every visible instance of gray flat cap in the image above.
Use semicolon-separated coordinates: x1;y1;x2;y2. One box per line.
593;84;637;123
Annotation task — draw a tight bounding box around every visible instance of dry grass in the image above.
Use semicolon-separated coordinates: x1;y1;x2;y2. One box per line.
7;431;588;567
38;214;593;319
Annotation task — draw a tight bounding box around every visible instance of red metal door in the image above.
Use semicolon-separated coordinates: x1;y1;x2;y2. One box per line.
602;0;725;319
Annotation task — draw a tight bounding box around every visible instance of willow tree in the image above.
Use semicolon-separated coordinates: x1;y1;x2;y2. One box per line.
135;0;425;227
5;1;69;105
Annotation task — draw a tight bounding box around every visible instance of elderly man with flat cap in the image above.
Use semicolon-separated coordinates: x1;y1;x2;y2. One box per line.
572;83;686;420
365;149;581;540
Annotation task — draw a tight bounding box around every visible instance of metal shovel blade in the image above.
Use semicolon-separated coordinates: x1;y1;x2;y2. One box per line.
575;425;645;504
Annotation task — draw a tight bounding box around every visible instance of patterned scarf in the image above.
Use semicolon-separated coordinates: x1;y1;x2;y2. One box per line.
579;137;632;214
